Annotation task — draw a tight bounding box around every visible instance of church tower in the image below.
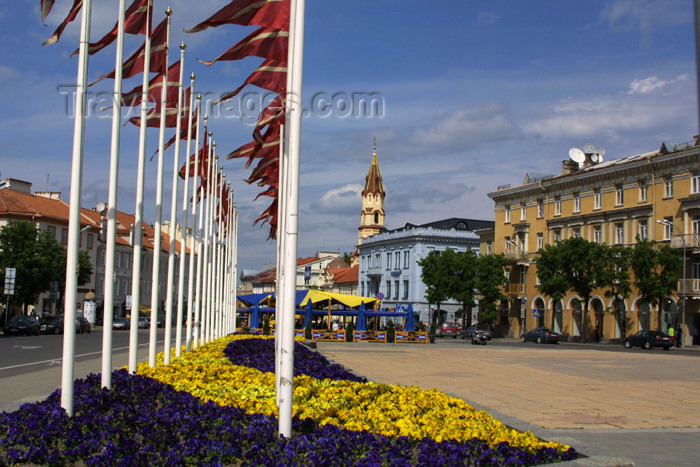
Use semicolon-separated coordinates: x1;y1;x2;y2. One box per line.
358;140;385;244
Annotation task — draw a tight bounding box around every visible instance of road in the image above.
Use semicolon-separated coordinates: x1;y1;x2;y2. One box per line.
0;326;175;412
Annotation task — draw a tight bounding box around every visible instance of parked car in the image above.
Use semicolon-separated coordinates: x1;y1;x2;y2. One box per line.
3;315;40;336
438;321;459;338
623;330;672;350
461;324;494;340
40;316;65;334
76;317;91;334
521;327;561;344
113;317;130;331
138;317;149;329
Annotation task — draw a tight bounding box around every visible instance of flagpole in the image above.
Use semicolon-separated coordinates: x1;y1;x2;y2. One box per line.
99;0;126;390
61;0;93;416
186;98;202;351
201;145;213;343
128;5;154;373
279;0;305;437
176;75;196;357
164;42;185;365
192;126;210;349
275;123;287;407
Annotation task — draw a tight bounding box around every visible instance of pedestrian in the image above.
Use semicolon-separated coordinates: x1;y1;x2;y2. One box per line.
676;324;682;348
668;325;675;345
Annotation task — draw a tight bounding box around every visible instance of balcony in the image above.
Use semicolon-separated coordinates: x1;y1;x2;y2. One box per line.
678;279;700;296
507;283;525;295
670;234;700;249
504;248;526;261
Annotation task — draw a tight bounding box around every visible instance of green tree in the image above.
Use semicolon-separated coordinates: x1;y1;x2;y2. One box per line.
536;242;568;310
419;250;449;324
597;244;632;337
0;221;64;312
476;254;509;324
631;239;681;330
443;249;478;329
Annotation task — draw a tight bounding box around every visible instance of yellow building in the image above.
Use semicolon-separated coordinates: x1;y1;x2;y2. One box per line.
484;139;700;346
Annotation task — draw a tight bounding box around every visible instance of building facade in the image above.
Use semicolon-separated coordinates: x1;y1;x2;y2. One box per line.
486;140;700;345
357;218;493;323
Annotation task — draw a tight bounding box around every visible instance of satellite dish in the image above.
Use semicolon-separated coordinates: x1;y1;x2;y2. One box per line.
597;147;606;157
598;154;604;162
569;147;585;164
590;153;599;163
583;143;596;154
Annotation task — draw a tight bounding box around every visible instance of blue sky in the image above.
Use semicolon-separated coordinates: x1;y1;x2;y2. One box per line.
0;0;697;273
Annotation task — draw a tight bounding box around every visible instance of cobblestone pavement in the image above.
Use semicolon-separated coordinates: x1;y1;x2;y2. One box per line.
315;339;700;466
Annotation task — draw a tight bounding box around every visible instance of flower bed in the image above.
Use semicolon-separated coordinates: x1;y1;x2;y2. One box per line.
0;334;577;465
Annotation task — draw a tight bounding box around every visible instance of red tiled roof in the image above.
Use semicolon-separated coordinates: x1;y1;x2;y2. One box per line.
329;265;358;284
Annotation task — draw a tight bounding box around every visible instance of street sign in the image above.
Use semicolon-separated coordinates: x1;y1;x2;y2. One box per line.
377;292;384;300
4;268;16;295
125;295;132;311
533;309;541;317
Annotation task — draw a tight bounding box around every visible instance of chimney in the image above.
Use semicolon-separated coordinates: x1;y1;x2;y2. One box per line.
562;160;579;175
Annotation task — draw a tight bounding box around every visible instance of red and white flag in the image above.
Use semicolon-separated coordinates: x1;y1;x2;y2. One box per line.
199;26;288;66
41;0;56;22
217;59;287;104
90;19;168;85
127;88;191;128
122;60;181;107
70;0;152;58
184;0;290;33
42;0;82;45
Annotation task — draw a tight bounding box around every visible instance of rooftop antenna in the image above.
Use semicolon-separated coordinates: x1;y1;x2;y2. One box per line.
568;147;585;166
46;173;50;190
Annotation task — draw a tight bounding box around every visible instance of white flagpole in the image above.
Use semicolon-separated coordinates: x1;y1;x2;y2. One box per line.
192;127;210;349
275;123;287;406
163;42;185;365
204;154;217;342
100;0;126;390
233;204;239;331
61;0;93;416
279;0;305;437
216;171;225;338
186;98;202;351
176;75;196;357
128;6;154;373
201;146;214;343
149;8;171;367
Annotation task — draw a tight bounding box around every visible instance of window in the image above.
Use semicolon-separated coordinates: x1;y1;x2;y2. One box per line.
403;280;409;299
537;199;544;218
395;252;400;269
374;212;379;224
664;176;674;198
692;170;700;194
573;227;581;238
386;281;391;298
505;236;511;250
615;184;624;205
573;192;581;212
61;228;68;245
87;234;94;249
638;219;648;241
537;233;543;250
662;216;673;240
47;225;56;236
375;253;381;269
593;188;601;209
520;203;527;221
504;205;511;223
638;180;648;202
554;229;561;243
386;252;391;270
554;196;561;215
615;223;624;245
487;241;493;254
394;280;399;300
593;225;602;244
403;251;409;269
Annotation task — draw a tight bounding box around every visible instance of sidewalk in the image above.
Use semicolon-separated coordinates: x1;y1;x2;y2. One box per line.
314;339;700;466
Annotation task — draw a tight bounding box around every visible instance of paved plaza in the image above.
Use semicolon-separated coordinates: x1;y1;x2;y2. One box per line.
315;339;700;466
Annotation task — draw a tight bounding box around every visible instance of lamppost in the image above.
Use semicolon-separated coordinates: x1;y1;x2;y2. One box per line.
656;219;686;349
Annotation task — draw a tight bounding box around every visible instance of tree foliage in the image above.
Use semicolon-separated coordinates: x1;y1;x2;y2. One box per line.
476;254;509;323
419;250;449;322
0;221;93;313
631;239;681;329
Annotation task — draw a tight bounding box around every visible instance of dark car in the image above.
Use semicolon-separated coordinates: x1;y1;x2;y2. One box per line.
113;317;130;331
521;326;560;344
76;317;91;334
438;321;459;338
3;315;40;336
461;324;494;340
138;317;149;329
40;316;65;334
624;330;672;350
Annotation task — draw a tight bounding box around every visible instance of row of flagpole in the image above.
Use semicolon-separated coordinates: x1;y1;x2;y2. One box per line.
48;0;304;438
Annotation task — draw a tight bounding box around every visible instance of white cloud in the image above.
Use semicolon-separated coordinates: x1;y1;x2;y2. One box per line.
628;74;688;95
477;11;501;27
309;183;363;214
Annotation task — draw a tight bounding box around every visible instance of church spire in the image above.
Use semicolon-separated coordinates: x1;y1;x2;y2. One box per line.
358;140;385;244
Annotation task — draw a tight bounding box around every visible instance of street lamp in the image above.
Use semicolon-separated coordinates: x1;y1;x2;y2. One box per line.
656;219;685;348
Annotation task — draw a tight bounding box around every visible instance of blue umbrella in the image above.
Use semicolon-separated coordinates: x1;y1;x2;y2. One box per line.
404;303;416;332
249;302;260;329
356;301;367;331
303;299;313;329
